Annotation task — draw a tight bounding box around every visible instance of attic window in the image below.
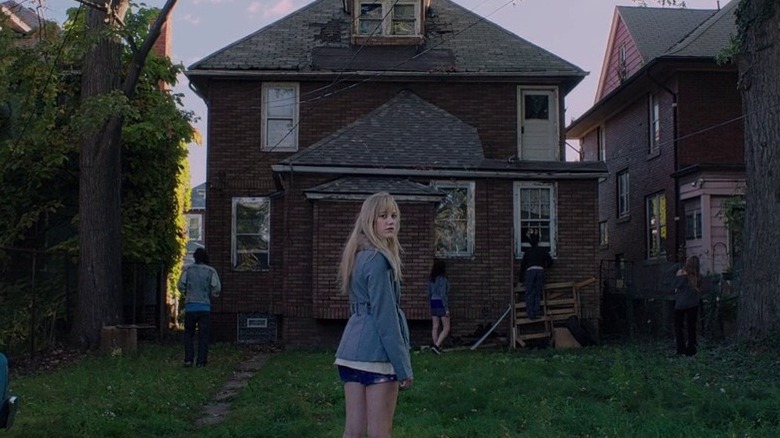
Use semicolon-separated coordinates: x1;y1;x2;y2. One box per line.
354;0;422;43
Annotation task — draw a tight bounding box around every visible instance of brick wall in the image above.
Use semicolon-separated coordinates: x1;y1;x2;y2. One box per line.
580;68;741;298
203;79;600;346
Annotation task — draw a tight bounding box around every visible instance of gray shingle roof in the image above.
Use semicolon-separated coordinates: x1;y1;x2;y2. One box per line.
305;176;444;198
617;6;716;62
189;0;584;77
665;0;738;57
280;90;483;169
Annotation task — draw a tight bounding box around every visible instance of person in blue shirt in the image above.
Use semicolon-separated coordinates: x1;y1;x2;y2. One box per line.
428;260;450;354
178;248;221;367
335;192;413;438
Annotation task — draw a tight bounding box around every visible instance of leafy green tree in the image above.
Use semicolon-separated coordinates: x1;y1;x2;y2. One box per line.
0;1;190;350
71;0;180;349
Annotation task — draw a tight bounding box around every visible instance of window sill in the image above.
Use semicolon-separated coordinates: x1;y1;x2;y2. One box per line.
436;253;475;260
646;149;661;160
617;215;630;224
641;257;668;265
232;267;271;272
352;35;423;46
261;146;298;153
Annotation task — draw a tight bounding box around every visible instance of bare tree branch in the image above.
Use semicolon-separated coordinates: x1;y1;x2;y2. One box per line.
121;0;178;98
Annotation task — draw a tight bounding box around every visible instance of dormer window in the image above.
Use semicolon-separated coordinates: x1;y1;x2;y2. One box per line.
353;0;423;44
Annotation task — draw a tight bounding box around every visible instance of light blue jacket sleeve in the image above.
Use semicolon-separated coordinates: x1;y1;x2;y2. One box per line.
363;254;413;380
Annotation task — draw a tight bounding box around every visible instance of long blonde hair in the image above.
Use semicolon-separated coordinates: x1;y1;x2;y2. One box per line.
684;255;701;291
338;192;403;295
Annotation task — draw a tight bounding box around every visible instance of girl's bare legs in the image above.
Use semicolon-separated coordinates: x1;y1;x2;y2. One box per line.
435;315;450;348
431;316;441;346
343;381;400;438
343;382;367;438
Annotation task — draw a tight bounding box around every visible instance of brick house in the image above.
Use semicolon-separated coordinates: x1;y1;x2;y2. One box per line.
183;182;206;265
186;0;606;347
567;2;744;305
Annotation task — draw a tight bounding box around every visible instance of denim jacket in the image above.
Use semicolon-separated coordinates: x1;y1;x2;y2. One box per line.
428;276;450;308
335;248;413;381
178;263;221;309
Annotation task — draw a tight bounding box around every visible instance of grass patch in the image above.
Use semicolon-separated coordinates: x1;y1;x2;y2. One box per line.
6;340;780;437
6;343;250;438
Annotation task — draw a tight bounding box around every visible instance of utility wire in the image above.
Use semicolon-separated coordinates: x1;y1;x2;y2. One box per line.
263;0;519;153
580;100;780;165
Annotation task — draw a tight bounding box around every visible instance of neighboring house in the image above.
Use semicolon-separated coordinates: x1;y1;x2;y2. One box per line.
186;0;607;346
183;182;206;265
0;0;41;48
567;1;744;299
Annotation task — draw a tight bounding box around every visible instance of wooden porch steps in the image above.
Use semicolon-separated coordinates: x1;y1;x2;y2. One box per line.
511;278;596;348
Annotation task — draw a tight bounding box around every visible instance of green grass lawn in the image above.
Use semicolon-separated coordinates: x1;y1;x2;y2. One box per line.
6;339;780;437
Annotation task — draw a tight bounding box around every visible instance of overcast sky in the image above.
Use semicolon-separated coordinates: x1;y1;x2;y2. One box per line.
45;0;730;187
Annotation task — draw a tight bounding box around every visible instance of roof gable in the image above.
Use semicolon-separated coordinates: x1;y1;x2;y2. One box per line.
569;1;739;140
188;0;584;79
596;5;717;99
279;89;483;169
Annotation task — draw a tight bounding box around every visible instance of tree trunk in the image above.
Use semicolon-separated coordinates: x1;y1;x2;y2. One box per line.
71;0;179;349
736;0;780;339
72;1;130;349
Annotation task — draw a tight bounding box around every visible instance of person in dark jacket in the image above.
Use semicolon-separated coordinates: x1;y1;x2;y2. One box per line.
520;230;553;319
334;192;413;438
178;248;221;367
674;256;702;356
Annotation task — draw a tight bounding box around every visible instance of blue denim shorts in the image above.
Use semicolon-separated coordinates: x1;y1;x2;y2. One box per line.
430;299;446;317
338;366;398;385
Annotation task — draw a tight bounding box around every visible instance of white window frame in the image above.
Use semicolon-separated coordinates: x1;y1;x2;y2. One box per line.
617;170;629;218
261;82;299;152
432;181;475;258
618;44;628;81
599;221;608;247
649;93;660;154
597;125;606;161
185;213;202;241
514;182;557;258
232;197;271;271
355;0;421;37
646;192;667;259
685;209;703;240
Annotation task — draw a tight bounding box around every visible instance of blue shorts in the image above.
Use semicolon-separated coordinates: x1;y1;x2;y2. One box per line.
430;299;446;317
338;366;398;385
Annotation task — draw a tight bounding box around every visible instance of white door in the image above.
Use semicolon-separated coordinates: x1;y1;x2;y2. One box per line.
518;88;558;161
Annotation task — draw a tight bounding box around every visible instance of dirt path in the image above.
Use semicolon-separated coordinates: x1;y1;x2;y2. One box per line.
194;353;273;428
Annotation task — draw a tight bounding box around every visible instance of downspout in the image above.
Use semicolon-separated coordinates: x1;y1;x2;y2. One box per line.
646;70;681;262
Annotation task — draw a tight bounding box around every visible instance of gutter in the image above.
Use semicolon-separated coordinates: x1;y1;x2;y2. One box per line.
270;164;607;180
184;69;585;79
